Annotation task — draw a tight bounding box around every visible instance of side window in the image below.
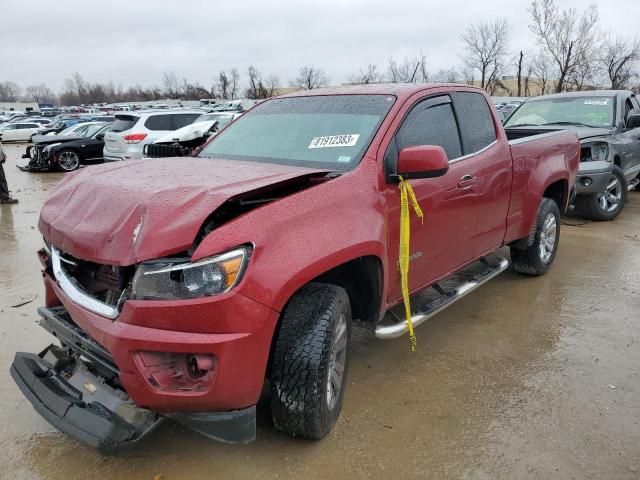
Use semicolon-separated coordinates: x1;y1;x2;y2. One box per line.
451;92;497;155
395;97;462;160
631;95;640;111
172;114;200;129
624;98;634;123
144;114;172;131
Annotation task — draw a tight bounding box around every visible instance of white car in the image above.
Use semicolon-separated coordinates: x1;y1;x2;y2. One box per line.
103;110;201;161
0;122;43;142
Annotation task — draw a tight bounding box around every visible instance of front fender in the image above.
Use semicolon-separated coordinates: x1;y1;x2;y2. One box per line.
191;161;389;312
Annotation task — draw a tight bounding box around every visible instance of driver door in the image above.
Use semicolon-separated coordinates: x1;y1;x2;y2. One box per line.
384;95;480;303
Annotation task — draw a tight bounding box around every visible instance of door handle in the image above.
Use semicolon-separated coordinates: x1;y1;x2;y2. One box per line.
458;175;475;188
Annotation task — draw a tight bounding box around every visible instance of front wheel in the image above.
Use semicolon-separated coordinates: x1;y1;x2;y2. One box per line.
270;283;351;439
57;150;81;172
511;197;560;276
575;165;627;221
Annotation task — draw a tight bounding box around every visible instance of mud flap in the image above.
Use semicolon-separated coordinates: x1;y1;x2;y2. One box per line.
10;350;160;450
172;407;256;444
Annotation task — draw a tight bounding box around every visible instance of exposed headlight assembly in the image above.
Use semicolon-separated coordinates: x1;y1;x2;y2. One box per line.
581;142;610;162
132;247;250;300
43;142;61;153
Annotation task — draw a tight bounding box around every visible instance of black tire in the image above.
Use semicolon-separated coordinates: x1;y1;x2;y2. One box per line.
270;283;351;439
511;197;560;276
574;165;627;221
56;149;81;172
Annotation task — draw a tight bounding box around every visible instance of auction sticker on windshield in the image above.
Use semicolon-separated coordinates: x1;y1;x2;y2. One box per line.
584;99;609;106
308;134;360;149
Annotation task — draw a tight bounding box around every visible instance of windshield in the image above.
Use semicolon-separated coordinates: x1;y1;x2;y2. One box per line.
198;95;396;170
505;96;615;128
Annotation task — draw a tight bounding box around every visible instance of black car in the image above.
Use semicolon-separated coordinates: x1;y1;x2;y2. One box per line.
21;124;111;172
505;90;640;220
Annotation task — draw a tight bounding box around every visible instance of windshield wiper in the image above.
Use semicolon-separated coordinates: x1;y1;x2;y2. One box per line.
505;123;541;127
541;121;598;128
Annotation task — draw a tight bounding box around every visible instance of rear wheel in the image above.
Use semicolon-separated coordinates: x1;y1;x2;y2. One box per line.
270;283;351;439
575;165;627;221
57;150;81;172
511;197;560;276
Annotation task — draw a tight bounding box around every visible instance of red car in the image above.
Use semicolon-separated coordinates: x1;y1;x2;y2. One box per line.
11;84;579;448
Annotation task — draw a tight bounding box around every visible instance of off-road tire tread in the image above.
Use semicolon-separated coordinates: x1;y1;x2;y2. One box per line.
511;197;560;276
270;283;350;440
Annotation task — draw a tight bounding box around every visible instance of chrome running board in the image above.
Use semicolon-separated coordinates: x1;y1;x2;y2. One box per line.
375;254;509;339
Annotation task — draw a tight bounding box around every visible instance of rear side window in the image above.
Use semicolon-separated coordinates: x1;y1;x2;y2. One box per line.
451;92;497;155
172;114;200;129
111;115;138;132
144;115;172;131
395;96;462;160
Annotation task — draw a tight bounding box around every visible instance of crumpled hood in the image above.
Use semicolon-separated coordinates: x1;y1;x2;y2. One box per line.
570;127;614;142
154;121;217;144
39;157;326;265
32;134;88;145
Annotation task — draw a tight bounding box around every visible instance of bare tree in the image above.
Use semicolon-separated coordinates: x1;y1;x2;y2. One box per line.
461;66;476;86
430;68;458;83
216;71;230;99
524;65;533;96
246;65;263;99
293;65;329;90
264;74;280;97
24;84;54;103
567;48;598;91
162;71;182;98
529;0;599;93
229;68;240;100
516;51;524;96
530;50;554;94
599;34;640;89
460;18;510;90
348;64;382;84
386;56;422;83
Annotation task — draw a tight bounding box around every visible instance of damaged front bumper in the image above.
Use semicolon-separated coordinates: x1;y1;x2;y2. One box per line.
19;145;55;172
10;306;258;449
11;347;161;449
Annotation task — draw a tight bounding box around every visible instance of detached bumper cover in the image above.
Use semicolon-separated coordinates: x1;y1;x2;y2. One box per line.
10;351;154;449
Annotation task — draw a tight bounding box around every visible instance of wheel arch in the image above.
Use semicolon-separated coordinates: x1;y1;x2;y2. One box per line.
265;254;383;380
542;178;568;213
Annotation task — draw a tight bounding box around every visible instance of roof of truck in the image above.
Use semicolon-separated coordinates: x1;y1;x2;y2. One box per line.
526;90;633;102
278;83;485;100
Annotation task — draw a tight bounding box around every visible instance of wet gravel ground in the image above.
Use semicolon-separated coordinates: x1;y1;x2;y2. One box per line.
1;143;639;480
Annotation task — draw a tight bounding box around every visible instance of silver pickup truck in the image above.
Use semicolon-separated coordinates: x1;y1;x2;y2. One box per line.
505;90;640;220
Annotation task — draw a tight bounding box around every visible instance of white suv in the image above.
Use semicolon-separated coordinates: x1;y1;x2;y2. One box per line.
103;110;201;161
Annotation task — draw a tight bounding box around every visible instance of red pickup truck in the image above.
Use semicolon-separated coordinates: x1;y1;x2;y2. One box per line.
11;84;579;448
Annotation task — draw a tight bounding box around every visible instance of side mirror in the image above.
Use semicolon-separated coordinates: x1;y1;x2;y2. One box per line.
626;114;640;130
95;133;105;140
395;145;449;180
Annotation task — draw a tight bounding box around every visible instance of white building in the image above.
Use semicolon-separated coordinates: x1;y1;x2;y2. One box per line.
0;101;40;113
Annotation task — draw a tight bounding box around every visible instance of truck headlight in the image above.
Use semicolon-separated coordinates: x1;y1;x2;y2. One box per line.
581;142;610;162
131;247;250;300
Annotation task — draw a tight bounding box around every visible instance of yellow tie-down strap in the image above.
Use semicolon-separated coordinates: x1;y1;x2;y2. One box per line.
398;176;424;352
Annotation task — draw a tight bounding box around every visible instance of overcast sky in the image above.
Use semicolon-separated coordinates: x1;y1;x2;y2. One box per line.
1;0;638;91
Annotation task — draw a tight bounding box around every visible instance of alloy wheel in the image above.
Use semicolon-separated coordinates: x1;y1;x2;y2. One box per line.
539;213;557;264
326;313;347;411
